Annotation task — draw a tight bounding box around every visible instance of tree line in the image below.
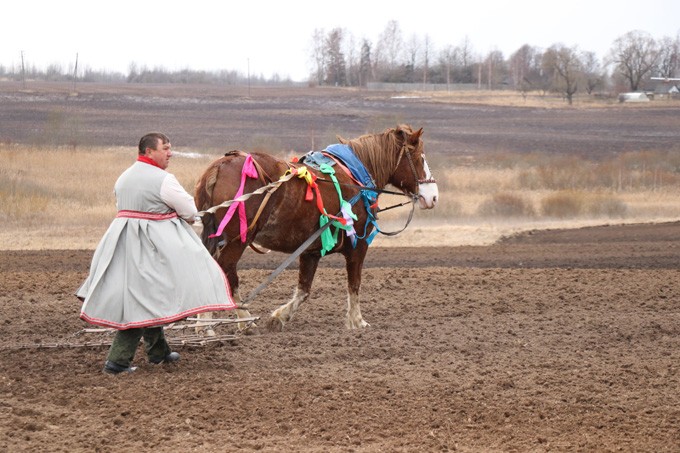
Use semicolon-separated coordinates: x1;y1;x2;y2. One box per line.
0;61;291;86
2;22;678;104
311;22;680;104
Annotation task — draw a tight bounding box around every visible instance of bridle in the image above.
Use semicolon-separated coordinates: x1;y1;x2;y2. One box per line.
394;140;437;199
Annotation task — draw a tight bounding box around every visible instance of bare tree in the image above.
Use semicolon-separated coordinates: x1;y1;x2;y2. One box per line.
609;30;659;91
437;45;455;87
404;33;420;83
422;34;432;84
509;44;543;96
543;44;583;105
310;28;326;85
454;36;475;83
374;20;403;80
45;63;63;82
324;28;346;86
344;32;359;86
482;50;506;89
127;62;138;83
359;39;372;86
656;34;680;78
582;51;604;94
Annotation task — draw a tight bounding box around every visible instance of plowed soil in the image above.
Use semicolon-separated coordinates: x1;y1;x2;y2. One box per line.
2;222;679;452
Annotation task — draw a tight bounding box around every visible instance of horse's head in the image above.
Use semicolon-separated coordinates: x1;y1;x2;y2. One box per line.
386;125;438;209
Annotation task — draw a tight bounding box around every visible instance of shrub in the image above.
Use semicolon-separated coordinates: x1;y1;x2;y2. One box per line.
541;191;584;218
477;192;535;217
541;191;629;219
585;194;628;218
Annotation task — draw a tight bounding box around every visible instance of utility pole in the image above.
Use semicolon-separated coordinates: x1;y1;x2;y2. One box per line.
72;53;79;93
487;57;492;90
21;51;26;89
247;58;251;97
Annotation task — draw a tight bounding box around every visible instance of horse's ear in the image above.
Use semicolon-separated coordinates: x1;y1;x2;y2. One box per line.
337;135;348;144
407;127;423;143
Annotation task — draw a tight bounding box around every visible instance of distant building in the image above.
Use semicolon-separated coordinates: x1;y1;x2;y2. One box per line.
650;77;680;99
618;92;650;103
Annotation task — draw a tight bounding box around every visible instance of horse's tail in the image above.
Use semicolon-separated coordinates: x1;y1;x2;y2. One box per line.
195;160;222;257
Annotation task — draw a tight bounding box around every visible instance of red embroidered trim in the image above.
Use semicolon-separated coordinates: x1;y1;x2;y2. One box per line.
116;210;178;220
80;304;236;330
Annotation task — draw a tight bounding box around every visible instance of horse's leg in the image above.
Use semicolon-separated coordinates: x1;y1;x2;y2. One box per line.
197;240;251;335
267;253;320;331
344;242;370;329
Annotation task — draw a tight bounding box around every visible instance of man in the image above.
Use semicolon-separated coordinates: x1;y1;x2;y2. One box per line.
77;132;235;375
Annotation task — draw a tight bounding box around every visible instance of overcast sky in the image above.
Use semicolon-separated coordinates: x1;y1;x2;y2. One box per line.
2;0;679;81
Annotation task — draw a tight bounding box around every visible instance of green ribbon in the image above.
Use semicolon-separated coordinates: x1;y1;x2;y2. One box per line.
317;163;357;256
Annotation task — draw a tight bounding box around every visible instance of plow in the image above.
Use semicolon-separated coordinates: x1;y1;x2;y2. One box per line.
0;316;259;351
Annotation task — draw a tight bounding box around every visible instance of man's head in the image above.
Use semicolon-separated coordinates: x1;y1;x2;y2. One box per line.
139;132;172;169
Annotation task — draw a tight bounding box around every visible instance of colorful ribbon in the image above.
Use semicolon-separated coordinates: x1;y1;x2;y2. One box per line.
318;163;358;250
285;165;355;256
209;154;258;242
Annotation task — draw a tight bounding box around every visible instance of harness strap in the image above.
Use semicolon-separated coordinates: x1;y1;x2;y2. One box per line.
222;188;275;248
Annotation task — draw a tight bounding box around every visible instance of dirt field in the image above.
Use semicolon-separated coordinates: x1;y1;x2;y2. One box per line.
2;82;680;451
2;222;680;452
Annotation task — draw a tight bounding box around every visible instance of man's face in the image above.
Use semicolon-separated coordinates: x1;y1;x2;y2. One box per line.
145;139;172;169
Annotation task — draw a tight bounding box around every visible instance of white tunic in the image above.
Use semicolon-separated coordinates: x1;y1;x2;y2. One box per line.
77;161;235;329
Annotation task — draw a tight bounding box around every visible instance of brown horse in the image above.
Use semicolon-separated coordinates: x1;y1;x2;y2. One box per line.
194;124;438;331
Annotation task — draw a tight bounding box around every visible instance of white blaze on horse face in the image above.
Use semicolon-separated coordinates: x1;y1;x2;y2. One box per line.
417;157;438;209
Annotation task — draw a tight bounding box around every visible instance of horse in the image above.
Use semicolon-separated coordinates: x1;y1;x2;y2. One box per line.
194;124;438;331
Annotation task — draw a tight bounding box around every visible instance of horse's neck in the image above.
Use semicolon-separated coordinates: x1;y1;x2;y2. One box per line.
353;147;392;189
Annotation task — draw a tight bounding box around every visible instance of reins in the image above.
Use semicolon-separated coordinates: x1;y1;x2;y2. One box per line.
314;177;409;197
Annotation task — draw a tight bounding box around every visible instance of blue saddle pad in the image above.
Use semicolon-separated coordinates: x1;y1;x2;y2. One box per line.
323;144;375;189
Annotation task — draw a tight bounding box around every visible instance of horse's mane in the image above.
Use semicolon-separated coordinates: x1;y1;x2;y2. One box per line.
339;124;417;187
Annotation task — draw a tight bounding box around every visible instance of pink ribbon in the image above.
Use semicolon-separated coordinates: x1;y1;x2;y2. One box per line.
209;154;258;242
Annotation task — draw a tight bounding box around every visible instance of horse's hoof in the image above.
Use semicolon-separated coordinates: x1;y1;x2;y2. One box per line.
346;319;371;329
239;323;259;335
266;316;284;332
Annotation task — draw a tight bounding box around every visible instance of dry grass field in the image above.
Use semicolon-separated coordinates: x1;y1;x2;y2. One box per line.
2;81;680;452
2;144;680;249
1;81;680;249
